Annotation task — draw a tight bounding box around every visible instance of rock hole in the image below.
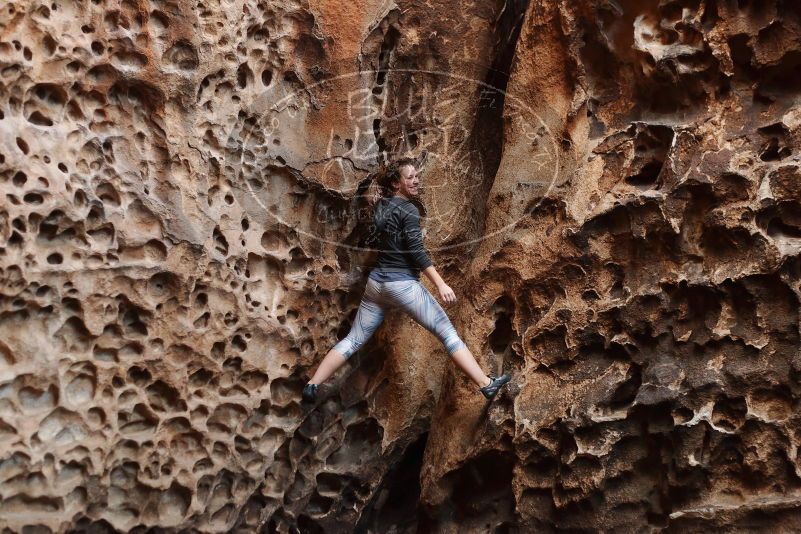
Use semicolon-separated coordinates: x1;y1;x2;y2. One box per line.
237;63;252;89
146;380;187;412
127;366;151;386
231;335;246;352
213;226;229;255
261;69;273;86
163;40;198;70
16;137;29;154
712;395;747;431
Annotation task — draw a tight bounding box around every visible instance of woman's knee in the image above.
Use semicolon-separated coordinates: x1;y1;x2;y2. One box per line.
332;337;358;360
332;308;383;360
441;332;467;355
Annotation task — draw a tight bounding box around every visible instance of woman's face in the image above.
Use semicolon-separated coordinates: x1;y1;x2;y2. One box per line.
393;164;419;198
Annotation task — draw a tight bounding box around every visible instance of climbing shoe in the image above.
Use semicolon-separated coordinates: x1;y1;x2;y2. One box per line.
479;373;511;400
302;383;318;403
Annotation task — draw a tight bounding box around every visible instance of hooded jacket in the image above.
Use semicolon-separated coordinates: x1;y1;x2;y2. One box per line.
368;195;433;279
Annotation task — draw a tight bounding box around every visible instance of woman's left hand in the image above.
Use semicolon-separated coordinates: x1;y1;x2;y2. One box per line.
438;283;457;305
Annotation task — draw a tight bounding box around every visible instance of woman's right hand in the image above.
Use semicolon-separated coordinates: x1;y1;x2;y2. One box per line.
438;283;457;305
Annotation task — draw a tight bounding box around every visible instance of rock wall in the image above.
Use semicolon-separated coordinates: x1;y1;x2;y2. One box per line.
1;0;800;532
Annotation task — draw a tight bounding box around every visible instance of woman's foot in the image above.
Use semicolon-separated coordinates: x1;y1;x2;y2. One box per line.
479;373;511;399
302;383;318;403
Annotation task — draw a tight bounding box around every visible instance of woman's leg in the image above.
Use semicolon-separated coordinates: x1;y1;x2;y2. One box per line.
386;280;491;388
450;346;492;388
307;279;386;386
307;347;349;386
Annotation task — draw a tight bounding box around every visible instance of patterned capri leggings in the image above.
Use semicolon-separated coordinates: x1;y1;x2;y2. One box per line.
332;277;468;359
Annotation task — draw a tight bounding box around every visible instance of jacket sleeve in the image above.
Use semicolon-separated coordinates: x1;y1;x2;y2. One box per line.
403;204;433;270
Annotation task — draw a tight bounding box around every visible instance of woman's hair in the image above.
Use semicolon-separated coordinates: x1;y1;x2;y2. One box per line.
374;156;417;198
355;157;426;238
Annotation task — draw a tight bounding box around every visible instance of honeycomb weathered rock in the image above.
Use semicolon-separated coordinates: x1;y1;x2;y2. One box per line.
1;0;801;532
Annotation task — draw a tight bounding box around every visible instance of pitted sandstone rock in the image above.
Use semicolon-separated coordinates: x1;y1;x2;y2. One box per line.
1;0;801;532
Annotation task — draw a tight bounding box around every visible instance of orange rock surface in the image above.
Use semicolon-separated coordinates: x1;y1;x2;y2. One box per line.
1;0;801;531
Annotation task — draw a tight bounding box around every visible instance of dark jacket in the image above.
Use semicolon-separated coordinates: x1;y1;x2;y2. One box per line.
368;196;433;278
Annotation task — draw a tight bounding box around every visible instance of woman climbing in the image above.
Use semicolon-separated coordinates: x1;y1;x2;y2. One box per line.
302;157;511;403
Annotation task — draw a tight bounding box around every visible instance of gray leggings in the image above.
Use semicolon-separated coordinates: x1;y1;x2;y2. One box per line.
332;278;468;359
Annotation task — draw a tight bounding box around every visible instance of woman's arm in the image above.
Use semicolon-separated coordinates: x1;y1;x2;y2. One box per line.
402;204;433;270
421;265;457;304
404;205;457;304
